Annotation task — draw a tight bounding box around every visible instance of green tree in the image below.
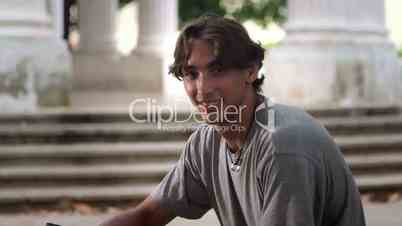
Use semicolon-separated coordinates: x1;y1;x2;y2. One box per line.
119;0;287;28
229;0;287;27
179;0;287;27
179;0;226;26
119;0;132;7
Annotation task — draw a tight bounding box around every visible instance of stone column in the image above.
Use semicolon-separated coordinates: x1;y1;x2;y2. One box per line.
133;0;180;106
49;0;65;39
0;0;72;113
71;0;179;109
77;0;117;53
264;0;402;107
73;0;120;93
136;0;178;57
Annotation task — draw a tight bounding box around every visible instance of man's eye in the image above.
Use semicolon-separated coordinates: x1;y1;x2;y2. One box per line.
209;67;223;76
184;71;198;80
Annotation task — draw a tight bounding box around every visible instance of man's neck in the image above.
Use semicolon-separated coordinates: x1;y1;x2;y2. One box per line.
217;92;262;154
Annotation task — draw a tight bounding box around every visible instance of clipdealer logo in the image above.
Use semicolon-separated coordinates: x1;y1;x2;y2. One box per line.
128;97;247;132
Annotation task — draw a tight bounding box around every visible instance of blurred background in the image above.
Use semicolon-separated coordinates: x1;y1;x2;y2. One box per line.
0;0;402;226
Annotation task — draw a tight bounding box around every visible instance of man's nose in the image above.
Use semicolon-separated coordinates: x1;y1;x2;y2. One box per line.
196;73;214;100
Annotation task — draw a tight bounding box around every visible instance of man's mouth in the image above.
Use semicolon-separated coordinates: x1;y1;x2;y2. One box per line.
201;100;219;106
198;100;220;110
197;97;222;105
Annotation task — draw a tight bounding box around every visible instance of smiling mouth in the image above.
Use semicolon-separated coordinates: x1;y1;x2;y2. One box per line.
201;100;219;105
198;97;222;105
198;100;221;109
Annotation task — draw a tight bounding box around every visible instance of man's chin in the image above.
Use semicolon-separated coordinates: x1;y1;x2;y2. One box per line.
202;117;228;127
200;113;239;125
202;117;221;125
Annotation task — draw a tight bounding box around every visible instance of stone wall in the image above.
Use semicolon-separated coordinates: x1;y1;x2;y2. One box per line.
0;0;72;113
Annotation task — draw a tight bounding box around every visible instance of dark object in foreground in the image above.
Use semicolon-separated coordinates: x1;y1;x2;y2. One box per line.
47;223;61;226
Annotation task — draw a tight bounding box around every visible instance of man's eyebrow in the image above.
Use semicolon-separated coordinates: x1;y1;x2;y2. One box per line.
183;65;196;71
206;59;220;68
184;59;219;71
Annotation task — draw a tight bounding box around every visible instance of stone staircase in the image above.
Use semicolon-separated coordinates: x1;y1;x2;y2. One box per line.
0;106;402;212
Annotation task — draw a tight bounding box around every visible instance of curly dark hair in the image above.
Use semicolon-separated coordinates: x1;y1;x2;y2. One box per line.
169;15;266;92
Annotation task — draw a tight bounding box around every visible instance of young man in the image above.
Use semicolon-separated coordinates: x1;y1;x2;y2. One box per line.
101;15;366;226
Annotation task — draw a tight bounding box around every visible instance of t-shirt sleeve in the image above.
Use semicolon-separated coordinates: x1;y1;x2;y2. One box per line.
259;154;317;226
149;138;211;219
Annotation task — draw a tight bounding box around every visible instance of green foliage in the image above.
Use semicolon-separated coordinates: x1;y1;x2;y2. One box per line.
262;42;279;50
119;0;287;28
178;0;226;26
179;0;287;27
230;0;287;27
119;0;132;8
398;47;402;59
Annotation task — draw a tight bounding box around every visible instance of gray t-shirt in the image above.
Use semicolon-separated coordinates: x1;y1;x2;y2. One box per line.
150;97;366;226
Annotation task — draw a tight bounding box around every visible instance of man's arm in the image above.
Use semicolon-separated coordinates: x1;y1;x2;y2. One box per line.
259;154;317;226
100;196;175;226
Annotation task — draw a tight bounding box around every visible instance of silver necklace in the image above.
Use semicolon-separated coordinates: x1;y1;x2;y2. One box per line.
226;97;275;173
228;148;243;172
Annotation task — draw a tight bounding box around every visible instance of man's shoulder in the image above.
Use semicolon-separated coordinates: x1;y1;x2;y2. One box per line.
273;103;315;125
272;103;325;134
185;124;218;155
271;103;337;156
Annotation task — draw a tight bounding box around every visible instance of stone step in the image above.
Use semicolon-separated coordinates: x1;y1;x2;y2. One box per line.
0;105;398;124
335;133;402;154
0;134;400;170
0;162;175;186
0;183;157;205
0;111;135;124
0;142;184;165
1;151;402;185
347;152;402;173
0;172;400;207
0;109;196;125
321;115;402;135
308;105;400;118
1;115;402;144
0;133;401;162
0;122;196;144
0;106;400;210
357;172;402;191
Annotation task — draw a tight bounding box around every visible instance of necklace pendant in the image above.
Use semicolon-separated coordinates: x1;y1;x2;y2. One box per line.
231;163;241;172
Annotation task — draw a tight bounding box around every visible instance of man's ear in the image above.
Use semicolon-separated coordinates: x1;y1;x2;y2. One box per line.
246;64;258;84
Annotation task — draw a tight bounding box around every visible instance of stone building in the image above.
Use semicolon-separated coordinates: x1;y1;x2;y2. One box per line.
264;0;402;107
0;0;178;113
0;0;401;113
0;0;71;112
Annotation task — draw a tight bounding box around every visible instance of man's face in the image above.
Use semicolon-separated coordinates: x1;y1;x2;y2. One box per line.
182;39;256;125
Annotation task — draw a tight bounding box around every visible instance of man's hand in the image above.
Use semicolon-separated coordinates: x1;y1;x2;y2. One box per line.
100;196;175;226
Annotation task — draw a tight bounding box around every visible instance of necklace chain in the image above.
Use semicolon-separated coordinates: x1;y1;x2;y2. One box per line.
228;148;243;172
